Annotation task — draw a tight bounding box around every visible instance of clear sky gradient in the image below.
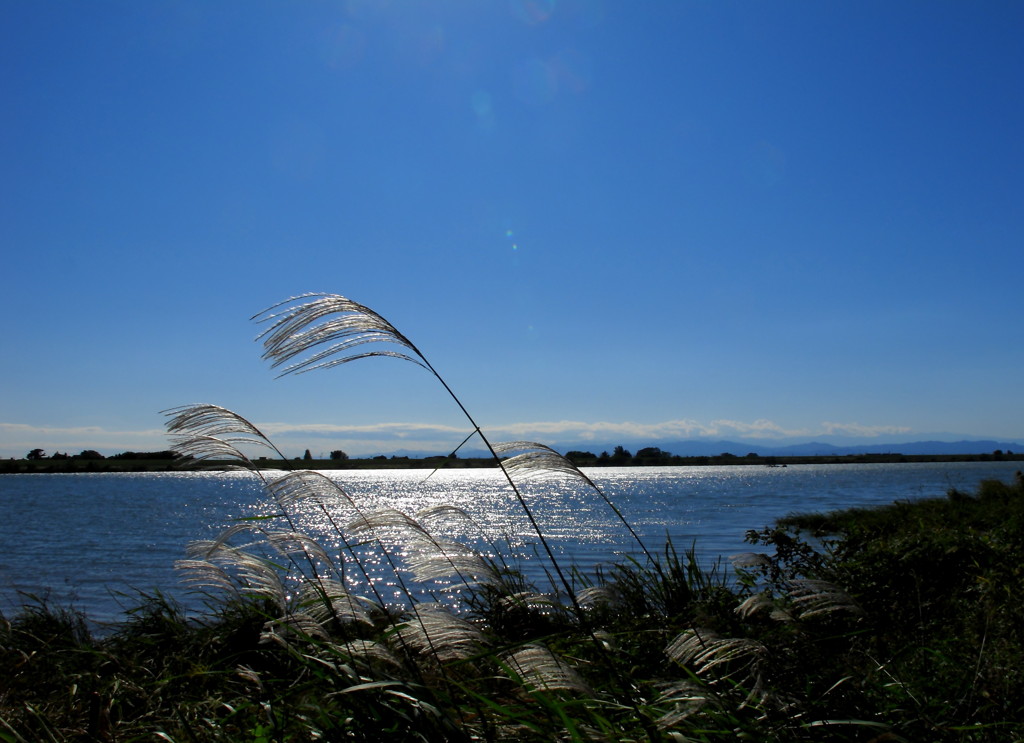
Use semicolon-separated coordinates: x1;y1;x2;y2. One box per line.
3;1;1023;458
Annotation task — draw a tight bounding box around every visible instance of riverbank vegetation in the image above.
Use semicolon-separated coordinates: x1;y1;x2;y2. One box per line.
3;293;1022;740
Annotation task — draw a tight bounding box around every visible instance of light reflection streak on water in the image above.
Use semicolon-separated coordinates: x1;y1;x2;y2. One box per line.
260;467;765;606
205;467;667;610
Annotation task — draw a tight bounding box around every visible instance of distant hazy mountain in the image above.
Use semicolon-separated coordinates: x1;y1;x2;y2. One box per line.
388;437;1024;460
545;438;1024;458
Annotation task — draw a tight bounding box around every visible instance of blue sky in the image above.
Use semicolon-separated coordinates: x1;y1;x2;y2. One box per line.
2;0;1023;459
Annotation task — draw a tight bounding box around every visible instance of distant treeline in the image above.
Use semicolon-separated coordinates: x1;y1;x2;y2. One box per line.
3;445;1023;474
566;445;1024;467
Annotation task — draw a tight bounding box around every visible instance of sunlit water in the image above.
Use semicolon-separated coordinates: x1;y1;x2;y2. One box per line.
1;461;1020;628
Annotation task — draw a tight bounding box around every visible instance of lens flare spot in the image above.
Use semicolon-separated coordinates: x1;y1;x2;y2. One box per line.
318;23;367;70
510;0;556;25
511;57;558;105
472;90;492;117
471;90;495;129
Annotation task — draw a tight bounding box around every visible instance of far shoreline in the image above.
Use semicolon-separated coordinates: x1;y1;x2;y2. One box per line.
3;450;1023;474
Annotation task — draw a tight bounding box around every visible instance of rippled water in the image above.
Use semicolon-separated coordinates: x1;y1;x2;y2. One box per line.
1;461;1019;626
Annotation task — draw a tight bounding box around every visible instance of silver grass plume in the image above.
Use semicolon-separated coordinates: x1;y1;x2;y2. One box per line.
324;638;403;669
654;681;711;728
666;628;767;677
174;558;240;597
263;611;331;643
735;591;793;622
164;404;283;467
184;522;375;639
665;628;768;705
189;523;261;559
260;617;402;668
415;503;511;572
405;535;498;588
296;577;374;627
166;408;352;618
346;507;429;538
265;471;427;613
786;578;863;619
253;293;428;376
266;469;359;511
498;591;558;614
575;585;615;610
415;503;487;530
493;441;602;486
503;644;592;695
392;603;486;663
729;552;771;570
236;665;263;692
178;539;288;609
348;507;498;594
262;529;338;574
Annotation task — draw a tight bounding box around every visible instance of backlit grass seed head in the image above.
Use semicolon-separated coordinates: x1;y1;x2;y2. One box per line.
503;644;592;695
666;629;767;684
297;578;374;627
785;578;864;619
654;681;711;727
266;470;359;510
392;603;486;663
405;537;498;587
253;293;427;376
164;404;281;466
735;591;792;622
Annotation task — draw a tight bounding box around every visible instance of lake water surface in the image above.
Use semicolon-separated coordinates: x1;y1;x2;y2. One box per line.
1;461;1020;627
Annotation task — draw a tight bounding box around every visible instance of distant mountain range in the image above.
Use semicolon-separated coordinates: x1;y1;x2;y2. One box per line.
635;439;1024;457
397;437;1024;459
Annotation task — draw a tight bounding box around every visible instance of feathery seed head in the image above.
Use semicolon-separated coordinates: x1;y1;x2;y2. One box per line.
253;293;427;377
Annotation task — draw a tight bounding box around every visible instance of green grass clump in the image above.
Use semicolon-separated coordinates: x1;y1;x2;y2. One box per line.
4;293;1023;741
746;472;1024;740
